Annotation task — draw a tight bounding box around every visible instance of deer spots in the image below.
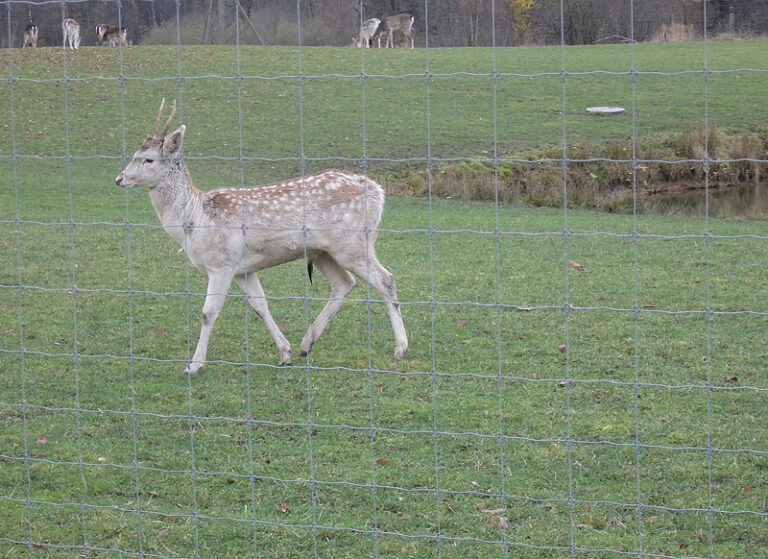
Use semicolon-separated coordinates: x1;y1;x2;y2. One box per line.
200;169;384;229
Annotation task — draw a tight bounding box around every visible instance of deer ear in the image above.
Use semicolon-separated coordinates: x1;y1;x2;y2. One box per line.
162;124;185;156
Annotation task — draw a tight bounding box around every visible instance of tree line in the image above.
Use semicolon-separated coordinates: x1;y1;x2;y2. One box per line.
3;0;767;49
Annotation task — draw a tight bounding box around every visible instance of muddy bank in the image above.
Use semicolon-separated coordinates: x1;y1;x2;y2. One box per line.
383;128;768;216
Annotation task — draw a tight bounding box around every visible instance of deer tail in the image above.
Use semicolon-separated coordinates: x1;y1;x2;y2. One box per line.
307;259;314;285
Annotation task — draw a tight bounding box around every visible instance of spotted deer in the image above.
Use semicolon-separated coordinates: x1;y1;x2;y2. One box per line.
353;17;380;48
376;14;415;48
22;23;38;47
63;18;80;50
96;24;127;46
115;100;408;374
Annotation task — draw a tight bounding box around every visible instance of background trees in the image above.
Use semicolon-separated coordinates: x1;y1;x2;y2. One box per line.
3;0;767;48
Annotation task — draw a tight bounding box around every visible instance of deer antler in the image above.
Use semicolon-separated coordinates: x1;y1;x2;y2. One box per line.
161;99;177;137
152;98;166;137
151;98;177;138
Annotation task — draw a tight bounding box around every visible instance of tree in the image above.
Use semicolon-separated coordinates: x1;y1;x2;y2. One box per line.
508;0;534;45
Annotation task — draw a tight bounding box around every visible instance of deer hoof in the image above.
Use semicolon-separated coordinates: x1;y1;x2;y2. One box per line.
183;362;204;375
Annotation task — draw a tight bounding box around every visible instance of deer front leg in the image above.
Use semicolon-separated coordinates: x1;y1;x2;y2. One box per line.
235;273;292;365
184;272;233;374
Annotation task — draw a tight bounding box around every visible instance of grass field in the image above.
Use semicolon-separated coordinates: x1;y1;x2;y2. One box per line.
1;42;767;558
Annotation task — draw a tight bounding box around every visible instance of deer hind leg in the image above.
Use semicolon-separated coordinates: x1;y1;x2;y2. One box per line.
334;249;408;361
236;272;292;365
300;253;356;358
185;272;233;374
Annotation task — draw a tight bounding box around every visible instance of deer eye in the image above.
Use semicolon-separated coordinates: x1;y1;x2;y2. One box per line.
144;158;154;164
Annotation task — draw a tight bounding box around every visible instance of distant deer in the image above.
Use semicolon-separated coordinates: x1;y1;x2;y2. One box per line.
62;18;80;50
96;24;127;46
376;14;415;48
115;100;408;374
22;23;38;47
353;17;380;48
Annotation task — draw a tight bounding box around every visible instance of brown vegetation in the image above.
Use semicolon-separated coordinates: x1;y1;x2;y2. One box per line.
385;127;768;212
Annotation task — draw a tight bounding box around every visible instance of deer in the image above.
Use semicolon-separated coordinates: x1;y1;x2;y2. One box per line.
352;17;380;48
115;100;408;374
96;24;127;46
22;23;38;48
62;18;80;50
375;14;415;49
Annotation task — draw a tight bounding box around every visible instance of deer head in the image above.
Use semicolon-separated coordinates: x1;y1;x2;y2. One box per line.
116;99;184;188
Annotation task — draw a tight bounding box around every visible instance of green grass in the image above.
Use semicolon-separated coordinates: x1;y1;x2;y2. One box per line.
2;196;767;558
2;42;767;177
1;42;768;558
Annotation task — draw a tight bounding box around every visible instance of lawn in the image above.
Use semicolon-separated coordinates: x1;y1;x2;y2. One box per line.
1;41;767;558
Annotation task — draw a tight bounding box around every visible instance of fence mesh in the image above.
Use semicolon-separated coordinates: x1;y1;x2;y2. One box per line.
1;1;767;558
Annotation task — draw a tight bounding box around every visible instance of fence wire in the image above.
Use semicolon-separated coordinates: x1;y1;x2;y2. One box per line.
1;1;767;558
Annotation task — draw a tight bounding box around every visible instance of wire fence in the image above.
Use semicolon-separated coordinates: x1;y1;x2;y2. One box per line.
1;1;767;558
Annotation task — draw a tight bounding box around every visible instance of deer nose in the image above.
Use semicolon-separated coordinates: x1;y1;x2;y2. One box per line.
115;173;124;186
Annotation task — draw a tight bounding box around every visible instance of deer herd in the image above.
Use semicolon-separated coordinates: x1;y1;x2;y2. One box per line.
21;12;415;50
353;13;415;48
21;18;128;49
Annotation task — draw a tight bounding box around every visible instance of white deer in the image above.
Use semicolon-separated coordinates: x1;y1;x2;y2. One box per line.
115;100;408;374
96;24;128;46
376;14;415;49
353;17;380;48
22;23;38;48
62;18;81;50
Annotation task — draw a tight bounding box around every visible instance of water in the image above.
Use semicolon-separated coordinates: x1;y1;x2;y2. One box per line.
639;182;768;218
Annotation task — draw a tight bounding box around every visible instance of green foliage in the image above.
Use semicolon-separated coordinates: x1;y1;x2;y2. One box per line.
1;41;767;558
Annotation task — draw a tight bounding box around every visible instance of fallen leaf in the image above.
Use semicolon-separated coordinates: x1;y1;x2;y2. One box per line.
499;516;509;529
558;344;567;353
376;458;390;466
569;260;586;271
481;508;506;515
456;320;468;327
725;376;738;383
35;435;47;444
277;503;289;513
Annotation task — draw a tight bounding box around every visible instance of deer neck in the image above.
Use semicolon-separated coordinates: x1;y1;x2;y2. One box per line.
147;164;203;245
